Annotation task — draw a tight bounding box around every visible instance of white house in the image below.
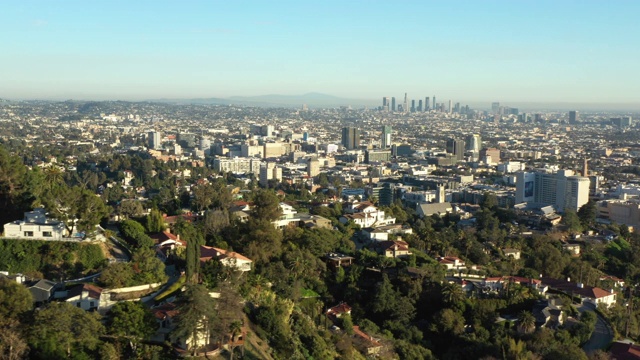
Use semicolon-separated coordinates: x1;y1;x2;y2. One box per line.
3;208;66;240
200;245;253;272
272;202;300;229
61;283;103;311
339;202;395;228
437;256;466;271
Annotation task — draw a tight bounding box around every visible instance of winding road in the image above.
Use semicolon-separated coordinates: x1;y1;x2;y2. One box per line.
578;304;614;354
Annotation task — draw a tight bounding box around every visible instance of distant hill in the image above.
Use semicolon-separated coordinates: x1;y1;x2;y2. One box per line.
148;92;378;108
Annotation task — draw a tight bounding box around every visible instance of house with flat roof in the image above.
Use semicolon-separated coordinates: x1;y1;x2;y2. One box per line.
3;208;66;240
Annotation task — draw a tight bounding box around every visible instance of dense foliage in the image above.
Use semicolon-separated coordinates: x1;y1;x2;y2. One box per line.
0;239;106;279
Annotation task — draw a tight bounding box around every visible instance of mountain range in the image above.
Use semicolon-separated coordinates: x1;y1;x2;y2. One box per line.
148;92;378;108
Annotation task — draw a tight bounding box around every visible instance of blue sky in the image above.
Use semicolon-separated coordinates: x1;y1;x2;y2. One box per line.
1;0;639;104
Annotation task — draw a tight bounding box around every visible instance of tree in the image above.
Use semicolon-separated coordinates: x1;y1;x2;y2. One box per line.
203;209;230;239
0;145;32;226
41;186;109;236
480;192;498;210
29;302;104;358
173;284;217;355
145;208;165;233
118;200;144;219
431;308;465;336
577;201;597;229
99;262;135;288
517;310;536;334
228;320;244;360
0;277;33;319
107;301;157;350
561;210;582;234
251;189;282;222
441;282;465;307
0;320;28;360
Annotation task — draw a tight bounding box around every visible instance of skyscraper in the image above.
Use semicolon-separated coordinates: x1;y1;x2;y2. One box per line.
425;97;430;111
381;125;392;148
448;100;452;114
491;102;500;114
418;99;423;112
569;111;578;124
516;170;589;212
341;127;360;150
432;96;436;111
411;99;416;113
465;134;482;152
148;131;162;150
391;97;396;112
446;138;465;161
403;93;408;113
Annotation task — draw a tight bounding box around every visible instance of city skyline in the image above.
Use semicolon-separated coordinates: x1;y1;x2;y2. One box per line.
1;1;639;106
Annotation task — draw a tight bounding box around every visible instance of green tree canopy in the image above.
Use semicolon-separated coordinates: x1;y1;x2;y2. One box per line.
0;277;33;320
29;302;104;359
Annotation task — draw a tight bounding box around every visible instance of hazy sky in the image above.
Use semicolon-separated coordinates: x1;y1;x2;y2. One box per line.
1;0;639;104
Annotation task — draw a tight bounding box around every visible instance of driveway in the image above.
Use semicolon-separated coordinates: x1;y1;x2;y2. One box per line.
578;304;614;354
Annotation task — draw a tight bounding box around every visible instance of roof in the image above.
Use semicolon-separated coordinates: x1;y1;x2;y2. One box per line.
152;302;179;320
377;240;410;252
609;342;640;360
200;245;252;263
352;326;382;348
150;231;186;246
541;277;615;299
66;283;103;300
418;202;452;216
438;256;463;265
327;302;352;317
31;279;58;291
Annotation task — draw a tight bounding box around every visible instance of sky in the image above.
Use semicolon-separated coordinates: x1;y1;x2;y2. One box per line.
1;0;639;105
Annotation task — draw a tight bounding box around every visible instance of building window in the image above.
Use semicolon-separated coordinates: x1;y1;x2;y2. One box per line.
90;301;95;308
24;231;34;237
76;302;81;307
42;231;52;237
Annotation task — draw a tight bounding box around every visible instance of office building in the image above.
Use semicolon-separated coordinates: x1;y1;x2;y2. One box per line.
569;111;578;124
341;127;360;150
260;162;282;187
213;157;262;175
365;149;392;164
445;138;465;161
418;99;423;112
381;125;392;148
611;117;633;127
307;157;320;177
148;131;162;150
391;97;396;112
465;134;482;152
403;93;409;113
177;133;196;148
479;147;500;164
515;170;590;212
411;100;416;113
432;96;436;111
448;100;452;114
425;97;430;111
491;102;500;114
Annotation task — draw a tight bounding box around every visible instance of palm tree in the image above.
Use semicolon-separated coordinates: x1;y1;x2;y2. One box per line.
228;320;243;360
517;311;536;334
441;282;465;307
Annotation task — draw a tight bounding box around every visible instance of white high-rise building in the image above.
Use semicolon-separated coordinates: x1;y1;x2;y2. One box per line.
515;170;590;212
213;157;262;175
